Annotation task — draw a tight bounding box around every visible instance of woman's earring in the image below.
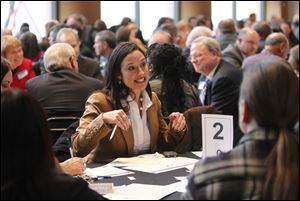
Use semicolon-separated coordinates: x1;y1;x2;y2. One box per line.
118;80;122;85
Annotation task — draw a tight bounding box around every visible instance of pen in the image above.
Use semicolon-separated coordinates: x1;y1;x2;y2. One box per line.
69;147;74;158
109;124;118;141
92;176;112;180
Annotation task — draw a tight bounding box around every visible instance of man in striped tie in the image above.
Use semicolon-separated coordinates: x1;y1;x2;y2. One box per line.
190;36;243;146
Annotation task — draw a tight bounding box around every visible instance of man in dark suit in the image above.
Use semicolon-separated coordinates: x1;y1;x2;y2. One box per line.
242;32;290;71
56;28;104;82
190;36;243;146
26;43;104;117
222;27;260;68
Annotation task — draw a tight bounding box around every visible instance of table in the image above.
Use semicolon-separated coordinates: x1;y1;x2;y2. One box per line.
85;152;201;200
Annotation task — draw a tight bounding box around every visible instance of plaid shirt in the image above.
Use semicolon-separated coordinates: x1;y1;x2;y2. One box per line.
182;128;278;200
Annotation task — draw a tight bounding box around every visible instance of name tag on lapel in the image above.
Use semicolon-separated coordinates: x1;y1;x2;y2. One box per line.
17;69;29;80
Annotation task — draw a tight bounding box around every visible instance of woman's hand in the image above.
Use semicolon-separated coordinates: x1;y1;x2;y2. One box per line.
102;109;131;130
60;157;86;176
169;112;186;132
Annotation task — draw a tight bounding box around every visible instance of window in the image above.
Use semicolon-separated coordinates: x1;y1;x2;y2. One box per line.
140;1;176;40
100;1;176;41
211;1;263;31
211;1;233;31
1;1;52;40
100;1;135;29
236;1;261;21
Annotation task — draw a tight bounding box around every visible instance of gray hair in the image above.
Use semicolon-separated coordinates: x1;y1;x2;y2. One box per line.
44;43;75;72
95;30;117;49
56;28;79;42
265;32;289;48
237;27;257;40
192;36;221;56
148;30;172;46
185;26;213;47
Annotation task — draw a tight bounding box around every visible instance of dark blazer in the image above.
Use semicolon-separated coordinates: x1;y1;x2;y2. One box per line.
222;44;245;68
26;68;104;116
1;171;104;200
216;33;237;51
201;59;243;146
78;55;104;82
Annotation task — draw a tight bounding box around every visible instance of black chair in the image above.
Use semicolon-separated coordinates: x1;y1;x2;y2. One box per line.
47;116;80;144
53;120;80;162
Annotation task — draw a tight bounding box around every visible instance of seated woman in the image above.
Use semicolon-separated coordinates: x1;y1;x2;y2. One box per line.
1;89;104;200
147;43;200;119
72;42;187;163
1;35;35;89
182;58;299;199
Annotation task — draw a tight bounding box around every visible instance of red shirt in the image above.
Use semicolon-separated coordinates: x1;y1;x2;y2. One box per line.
11;58;36;89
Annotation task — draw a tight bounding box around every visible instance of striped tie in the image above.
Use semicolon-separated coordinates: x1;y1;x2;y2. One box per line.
200;79;210;104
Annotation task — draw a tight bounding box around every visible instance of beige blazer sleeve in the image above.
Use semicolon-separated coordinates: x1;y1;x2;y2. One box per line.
71;92;112;157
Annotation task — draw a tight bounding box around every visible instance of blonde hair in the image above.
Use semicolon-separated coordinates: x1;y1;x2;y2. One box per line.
1;35;22;57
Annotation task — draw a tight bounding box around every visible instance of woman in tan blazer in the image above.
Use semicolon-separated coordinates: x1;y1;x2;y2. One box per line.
72;42;187;163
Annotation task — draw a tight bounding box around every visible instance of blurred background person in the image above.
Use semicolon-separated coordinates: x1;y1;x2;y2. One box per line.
1;35;35;89
1;57;13;91
56;27;104;81
289;45;299;76
222;28;260;68
252;21;273;53
216;19;237;51
19;32;44;75
93;30;117;79
176;20;192;49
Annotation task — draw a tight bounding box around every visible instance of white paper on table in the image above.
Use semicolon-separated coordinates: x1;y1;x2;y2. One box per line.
191;151;202;158
103;183;176;200
169;178;188;193
109;152;199;174
84;164;134;177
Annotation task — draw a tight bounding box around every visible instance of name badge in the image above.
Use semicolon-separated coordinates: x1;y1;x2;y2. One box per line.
17;69;29;80
198;81;205;90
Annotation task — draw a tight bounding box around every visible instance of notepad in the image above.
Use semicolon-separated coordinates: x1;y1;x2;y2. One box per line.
89;183;114;195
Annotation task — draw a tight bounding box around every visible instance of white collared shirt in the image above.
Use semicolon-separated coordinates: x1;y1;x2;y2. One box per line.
127;90;153;155
198;63;218;91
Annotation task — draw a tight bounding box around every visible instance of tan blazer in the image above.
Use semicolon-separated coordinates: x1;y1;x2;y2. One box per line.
71;92;186;163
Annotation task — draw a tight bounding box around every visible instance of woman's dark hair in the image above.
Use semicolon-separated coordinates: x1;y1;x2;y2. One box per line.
240;59;299;199
19;32;41;60
1;89;55;197
105;42;152;111
1;57;11;81
146;43;187;116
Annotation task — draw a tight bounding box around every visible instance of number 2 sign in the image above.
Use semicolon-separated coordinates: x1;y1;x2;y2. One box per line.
201;114;233;158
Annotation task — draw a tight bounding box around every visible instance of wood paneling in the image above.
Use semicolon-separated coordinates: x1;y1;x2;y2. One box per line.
180;1;211;21
58;1;100;25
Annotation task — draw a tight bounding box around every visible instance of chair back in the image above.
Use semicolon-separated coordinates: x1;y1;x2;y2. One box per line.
47;116;80;144
175;106;221;153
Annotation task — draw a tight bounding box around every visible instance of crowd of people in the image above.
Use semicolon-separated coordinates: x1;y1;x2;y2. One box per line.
1;11;299;200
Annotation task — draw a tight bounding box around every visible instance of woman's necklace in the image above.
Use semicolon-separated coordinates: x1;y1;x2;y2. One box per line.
139;95;143;118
